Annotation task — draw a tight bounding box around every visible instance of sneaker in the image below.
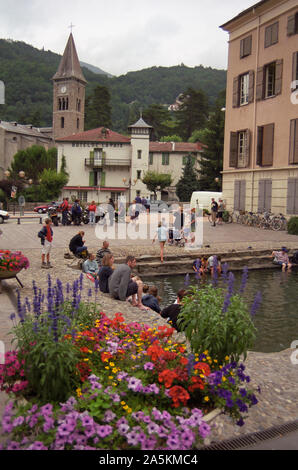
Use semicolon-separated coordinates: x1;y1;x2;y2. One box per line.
47;262;53;268
41;262;48;269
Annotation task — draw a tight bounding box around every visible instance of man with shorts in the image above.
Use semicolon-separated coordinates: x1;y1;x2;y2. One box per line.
108;255;148;309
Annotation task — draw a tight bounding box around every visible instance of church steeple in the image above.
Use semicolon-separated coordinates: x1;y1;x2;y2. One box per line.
53;33;86;84
52;33;86;140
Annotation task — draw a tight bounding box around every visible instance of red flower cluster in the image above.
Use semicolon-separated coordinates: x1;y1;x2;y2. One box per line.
168;385;190;408
158;369;178;388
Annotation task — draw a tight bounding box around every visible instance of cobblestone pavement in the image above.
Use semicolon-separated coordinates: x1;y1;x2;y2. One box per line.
1;215;298;445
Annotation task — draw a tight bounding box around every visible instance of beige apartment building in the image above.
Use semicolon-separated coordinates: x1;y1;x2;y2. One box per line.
221;0;298;216
57;120;203;203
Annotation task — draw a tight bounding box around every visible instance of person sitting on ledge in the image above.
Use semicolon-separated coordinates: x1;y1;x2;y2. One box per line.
160;288;187;331
207;255;222;276
142;286;161;313
96;240;112;266
82;253;99;280
69;231;88;257
271;247;292;272
98;253;114;293
108;255;149;310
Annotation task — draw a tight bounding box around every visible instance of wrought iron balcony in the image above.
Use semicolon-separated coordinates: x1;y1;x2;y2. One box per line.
85;158;103;167
103;158;131;166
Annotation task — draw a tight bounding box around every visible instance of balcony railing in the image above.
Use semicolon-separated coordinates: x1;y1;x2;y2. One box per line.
104;158;131;166
85;158;103;167
85;158;131;167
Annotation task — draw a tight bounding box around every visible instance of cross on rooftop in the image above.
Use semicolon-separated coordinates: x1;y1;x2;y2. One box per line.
68;22;75;33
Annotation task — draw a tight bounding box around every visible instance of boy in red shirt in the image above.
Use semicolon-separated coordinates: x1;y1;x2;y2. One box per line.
88;201;97;225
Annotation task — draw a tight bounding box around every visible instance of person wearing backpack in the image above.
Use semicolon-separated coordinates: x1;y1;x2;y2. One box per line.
38;218;53;269
60;197;70;226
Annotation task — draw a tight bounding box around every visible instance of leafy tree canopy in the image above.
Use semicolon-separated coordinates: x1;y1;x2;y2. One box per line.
142;171;172;197
9;145;57;183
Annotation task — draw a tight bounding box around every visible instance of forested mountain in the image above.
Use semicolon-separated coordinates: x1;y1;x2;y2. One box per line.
0;39;226;132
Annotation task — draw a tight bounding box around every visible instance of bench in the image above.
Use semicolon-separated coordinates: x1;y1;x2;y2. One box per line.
10;216;43;224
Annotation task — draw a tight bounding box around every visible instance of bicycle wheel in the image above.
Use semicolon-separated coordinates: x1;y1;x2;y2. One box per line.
271;218;283;231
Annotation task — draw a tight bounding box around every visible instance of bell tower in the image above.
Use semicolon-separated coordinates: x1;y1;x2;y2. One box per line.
52;33;87;140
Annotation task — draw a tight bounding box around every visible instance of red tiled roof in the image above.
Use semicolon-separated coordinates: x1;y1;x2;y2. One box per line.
57;127;131;143
149;142;203;152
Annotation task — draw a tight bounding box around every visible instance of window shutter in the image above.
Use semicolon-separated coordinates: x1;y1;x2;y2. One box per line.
264;179;272;211
262;124;274;166
100;172;106;187
234;180;240;210
89;171;95;187
248;70;255;103
256;67;264;101
232;77;240;107
272;22;279;44
162;153;165;165
229;132;238;167
275;59;283;96
289;119;298;164
292;52;298;91
258;180;265;212
287;15;295;36
257;126;263;165
245;129;251;167
240;180;246;211
265;26;271;48
287;178;296;214
240;39;244;59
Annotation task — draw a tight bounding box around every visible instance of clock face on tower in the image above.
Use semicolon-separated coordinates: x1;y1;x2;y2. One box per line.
60;86;67;94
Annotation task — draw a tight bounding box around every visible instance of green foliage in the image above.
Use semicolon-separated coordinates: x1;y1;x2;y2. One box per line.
175;153;200;202
287;217;298;235
197;90;225;190
142;171;172;197
176;88;209;140
178;284;257;364
9;145;57;183
160;135;182;142
85;85;112;130
0;39;226;133
142;104;172;140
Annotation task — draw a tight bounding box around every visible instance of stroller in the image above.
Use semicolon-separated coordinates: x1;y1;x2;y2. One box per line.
168;227;185;247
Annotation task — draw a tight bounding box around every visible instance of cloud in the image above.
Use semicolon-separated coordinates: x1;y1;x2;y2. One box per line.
0;0;258;75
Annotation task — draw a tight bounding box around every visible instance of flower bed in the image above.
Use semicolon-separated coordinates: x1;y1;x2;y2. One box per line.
0;274;259;450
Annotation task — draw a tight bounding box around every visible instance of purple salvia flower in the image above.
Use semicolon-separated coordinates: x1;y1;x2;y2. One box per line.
221;262;229;281
250;291;262;316
239;266;249;294
187;353;195;376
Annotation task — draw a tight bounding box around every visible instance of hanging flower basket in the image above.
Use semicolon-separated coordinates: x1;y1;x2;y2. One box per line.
0;250;30;277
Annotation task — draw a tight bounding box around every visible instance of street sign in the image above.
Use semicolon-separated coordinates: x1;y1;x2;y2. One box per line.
18;195;25;206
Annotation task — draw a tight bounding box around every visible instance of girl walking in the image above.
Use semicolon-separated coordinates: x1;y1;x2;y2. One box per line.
153;221;168;263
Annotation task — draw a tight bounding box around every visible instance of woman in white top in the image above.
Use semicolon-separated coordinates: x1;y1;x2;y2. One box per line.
153;222;168;263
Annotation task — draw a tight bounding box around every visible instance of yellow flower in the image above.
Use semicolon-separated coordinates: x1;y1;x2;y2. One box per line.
204;396;210;402
123;405;128;410
127;407;132;413
76;388;82;397
109;362;115;367
121;401;126;406
83;358;89;362
222;376;227;382
108;376;114;380
112;368;118;374
203;350;209;355
105;366;110;370
214;359;218;363
200;374;205;378
225;356;229;361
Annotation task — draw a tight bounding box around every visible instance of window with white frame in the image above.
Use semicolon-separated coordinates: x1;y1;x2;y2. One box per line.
265;62;276;98
240;73;249;105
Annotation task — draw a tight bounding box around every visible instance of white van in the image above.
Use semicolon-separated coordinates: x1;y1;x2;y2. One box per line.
190;191;223;211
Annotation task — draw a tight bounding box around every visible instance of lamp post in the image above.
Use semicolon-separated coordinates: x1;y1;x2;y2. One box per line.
122;177;137;206
214;177;220;191
18;171;33;215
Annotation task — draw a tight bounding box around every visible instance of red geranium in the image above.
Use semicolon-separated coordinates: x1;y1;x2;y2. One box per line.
168;385;190;407
158;369;178;388
193;362;211;376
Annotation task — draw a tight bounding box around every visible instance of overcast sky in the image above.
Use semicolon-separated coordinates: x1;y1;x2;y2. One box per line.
0;0;258;76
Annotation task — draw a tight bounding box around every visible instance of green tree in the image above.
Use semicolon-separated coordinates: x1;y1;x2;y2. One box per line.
142;104;171;141
175;153;200;202
176;88;209;140
142;171;172;198
9;145;57;183
160;135;182;142
196;92;225;191
85;85;112;130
